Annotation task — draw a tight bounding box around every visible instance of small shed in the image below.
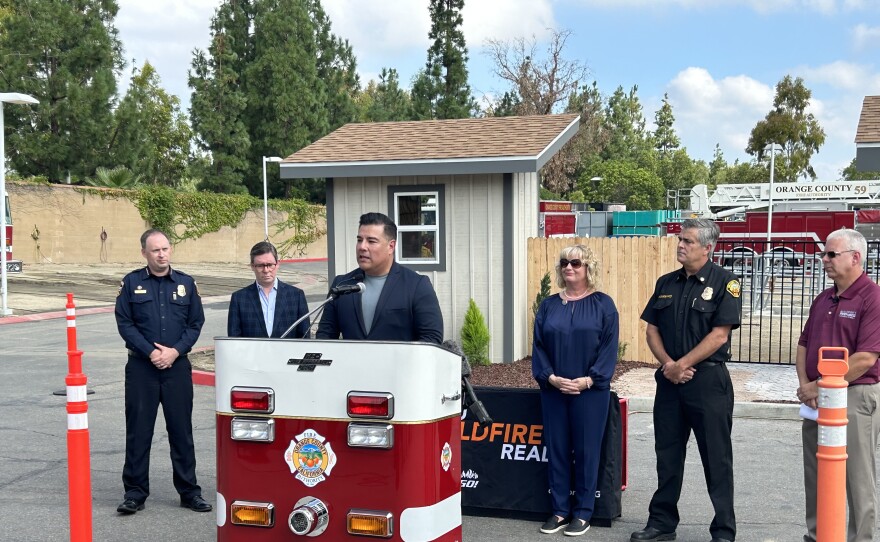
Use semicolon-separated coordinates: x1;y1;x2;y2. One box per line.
279;114;580;362
856;95;880;172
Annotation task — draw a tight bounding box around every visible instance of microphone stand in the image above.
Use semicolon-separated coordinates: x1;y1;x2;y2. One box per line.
279;294;339;339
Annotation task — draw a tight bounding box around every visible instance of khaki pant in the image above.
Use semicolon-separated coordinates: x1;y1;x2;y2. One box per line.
803;383;880;542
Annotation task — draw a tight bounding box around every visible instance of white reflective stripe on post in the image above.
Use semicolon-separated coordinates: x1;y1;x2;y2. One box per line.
818;387;846;409
818;425;846;447
67;385;87;402
67;320;76;328
66;308;75;317
67;413;88;430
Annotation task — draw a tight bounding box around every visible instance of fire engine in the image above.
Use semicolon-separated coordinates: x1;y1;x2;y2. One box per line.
2;190;22;273
667;181;880;270
214;337;466;541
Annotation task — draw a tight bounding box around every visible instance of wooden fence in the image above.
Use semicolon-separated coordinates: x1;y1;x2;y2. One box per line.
526;236;680;363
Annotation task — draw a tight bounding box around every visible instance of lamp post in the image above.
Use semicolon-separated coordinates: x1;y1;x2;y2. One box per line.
764;143;782;242
261;156;283;241
1;92;39;317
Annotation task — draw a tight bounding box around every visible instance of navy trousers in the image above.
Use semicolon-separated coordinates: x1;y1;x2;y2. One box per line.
540;387;610;522
123;355;200;503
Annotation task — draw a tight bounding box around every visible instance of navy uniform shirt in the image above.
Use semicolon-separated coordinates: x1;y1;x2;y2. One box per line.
115;267;205;359
641;260;741;363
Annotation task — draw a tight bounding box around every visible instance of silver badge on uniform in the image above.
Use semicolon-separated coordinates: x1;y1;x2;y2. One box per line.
701;287;713;300
177;284;187;297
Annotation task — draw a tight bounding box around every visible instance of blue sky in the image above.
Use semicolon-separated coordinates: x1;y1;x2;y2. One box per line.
115;0;880;182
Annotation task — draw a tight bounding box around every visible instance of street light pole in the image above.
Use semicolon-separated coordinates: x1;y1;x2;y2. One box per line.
261;156;283;241
1;93;39;317
764;143;781;242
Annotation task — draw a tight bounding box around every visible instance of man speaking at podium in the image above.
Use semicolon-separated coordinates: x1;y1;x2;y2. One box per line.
316;212;443;343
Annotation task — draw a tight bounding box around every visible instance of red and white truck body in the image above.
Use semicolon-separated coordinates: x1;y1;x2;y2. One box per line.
214;337;462;541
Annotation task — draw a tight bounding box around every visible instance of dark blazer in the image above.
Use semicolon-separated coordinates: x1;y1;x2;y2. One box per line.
315;261;443;343
227;280;310;339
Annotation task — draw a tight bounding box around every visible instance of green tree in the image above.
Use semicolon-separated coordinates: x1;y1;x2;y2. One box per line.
656;149;709;194
653;93;680;155
110;62;192;186
0;0;123;182
243;0;328;197
746;75;826;181
582;160;665;210
363;68;411;122
708;144;728;186
461;298;491;366
841;158;880;181
411;0;475;119
188;0;253;193
602;85;654;166
487;91;520;117
310;1;359;130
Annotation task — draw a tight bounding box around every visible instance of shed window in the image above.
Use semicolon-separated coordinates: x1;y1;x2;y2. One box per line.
389;186;445;271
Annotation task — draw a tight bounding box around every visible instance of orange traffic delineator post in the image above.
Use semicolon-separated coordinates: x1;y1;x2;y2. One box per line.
816;346;848;542
65;293;92;541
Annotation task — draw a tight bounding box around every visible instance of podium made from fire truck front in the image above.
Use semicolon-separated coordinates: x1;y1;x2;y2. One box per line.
214;337;463;542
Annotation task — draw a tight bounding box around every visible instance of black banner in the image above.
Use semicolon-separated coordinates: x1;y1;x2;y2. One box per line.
461;387;623;526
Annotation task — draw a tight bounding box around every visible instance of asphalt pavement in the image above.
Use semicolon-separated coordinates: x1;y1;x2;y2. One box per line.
0;261;845;541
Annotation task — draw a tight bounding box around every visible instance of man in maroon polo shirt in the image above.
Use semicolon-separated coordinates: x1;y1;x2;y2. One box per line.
796;228;880;542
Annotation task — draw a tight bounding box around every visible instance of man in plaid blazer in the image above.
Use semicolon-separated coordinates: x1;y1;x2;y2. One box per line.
227;242;310;339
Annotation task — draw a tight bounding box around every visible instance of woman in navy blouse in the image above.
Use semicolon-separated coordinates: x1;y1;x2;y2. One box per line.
532;244;619;537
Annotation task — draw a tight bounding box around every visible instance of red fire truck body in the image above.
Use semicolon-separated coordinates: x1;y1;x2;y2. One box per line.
3;192;21;272
214;337;462;541
665;210;858;267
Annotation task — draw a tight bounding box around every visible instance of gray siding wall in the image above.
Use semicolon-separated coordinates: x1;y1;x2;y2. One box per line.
328;172;539;362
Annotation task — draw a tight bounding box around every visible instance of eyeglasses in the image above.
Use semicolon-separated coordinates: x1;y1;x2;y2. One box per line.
818;250;855;259
559;258;584;269
251;263;277;270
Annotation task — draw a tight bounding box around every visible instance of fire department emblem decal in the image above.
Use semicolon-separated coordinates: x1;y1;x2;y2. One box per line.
440;442;452;472
284;429;337;487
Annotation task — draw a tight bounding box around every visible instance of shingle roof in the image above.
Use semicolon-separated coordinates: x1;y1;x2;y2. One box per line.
856;96;880;144
285;114;579;163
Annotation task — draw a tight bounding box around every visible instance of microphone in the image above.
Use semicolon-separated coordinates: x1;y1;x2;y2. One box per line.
330;282;365;297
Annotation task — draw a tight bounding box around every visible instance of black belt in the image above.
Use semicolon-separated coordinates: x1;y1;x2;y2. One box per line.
699;360;725;367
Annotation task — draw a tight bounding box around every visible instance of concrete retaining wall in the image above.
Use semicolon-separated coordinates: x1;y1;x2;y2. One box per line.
6;182;327;264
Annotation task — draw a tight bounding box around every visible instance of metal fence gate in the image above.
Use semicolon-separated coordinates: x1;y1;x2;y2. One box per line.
716;240;880;364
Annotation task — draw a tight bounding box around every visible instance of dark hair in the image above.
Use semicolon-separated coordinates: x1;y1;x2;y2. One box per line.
359;212;397;241
140;229;170;249
249;241;279;264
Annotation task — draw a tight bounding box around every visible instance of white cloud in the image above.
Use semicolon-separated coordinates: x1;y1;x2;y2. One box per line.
116;0;219;105
794;60;880;91
666;67;775;161
853;24;880;52
324;0;555;86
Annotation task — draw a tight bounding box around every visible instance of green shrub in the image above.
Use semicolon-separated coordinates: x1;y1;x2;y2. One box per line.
532;271;552;317
461;298;491;366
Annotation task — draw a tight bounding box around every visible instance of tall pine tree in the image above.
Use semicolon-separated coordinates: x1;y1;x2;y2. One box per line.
0;0;122;182
411;0;475;120
190;0;357;199
188;0;253;193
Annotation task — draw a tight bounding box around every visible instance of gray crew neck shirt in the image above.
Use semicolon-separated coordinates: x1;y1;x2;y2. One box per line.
362;274;388;333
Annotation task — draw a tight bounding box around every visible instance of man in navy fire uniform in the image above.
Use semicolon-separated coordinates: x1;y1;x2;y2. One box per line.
114;229;211;515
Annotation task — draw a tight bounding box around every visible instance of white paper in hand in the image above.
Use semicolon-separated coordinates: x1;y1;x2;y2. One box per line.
799;403;819;421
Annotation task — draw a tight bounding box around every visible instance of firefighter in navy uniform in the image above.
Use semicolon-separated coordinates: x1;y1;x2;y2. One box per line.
114;229;212;515
631;218;742;542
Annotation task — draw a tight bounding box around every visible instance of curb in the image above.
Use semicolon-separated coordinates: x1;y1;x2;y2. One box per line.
625;396;801;420
0;305;115;325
